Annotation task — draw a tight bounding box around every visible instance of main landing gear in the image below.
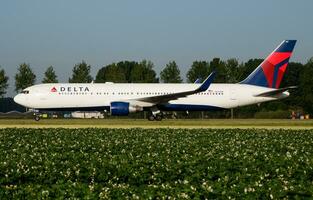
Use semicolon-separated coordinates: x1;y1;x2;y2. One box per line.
148;114;163;121
148;109;163;121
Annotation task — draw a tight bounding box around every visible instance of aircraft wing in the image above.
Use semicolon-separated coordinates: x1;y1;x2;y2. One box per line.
254;86;297;97
194;78;201;83
134;71;216;104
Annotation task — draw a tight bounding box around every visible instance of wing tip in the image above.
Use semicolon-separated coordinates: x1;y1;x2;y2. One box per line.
198;71;216;92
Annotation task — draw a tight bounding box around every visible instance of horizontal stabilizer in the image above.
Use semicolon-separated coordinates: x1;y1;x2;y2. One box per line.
254;86;297;97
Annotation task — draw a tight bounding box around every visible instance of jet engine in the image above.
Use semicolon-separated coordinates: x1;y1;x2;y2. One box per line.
110;102;143;116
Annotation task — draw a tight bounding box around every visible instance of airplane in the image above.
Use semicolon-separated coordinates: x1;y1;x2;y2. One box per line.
14;40;297;121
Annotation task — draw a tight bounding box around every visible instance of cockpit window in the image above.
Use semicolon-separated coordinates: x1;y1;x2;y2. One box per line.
21;90;29;94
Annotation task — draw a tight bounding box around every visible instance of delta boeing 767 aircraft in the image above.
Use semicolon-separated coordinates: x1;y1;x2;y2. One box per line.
14;40;297;121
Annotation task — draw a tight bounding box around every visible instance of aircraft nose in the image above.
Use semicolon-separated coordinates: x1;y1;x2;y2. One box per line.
14;94;25;106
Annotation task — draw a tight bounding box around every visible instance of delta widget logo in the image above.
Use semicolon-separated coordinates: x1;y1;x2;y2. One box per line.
261;52;291;88
51;87;57;92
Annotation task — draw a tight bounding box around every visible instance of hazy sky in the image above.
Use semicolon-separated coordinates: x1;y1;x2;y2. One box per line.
1;0;313;97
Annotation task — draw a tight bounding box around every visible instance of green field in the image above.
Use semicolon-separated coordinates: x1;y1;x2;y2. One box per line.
1;128;313;199
0;118;313;129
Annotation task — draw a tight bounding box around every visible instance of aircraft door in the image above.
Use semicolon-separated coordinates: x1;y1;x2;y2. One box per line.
229;88;238;107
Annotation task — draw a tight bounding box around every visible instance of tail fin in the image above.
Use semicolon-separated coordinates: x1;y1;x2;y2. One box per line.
240;40;296;88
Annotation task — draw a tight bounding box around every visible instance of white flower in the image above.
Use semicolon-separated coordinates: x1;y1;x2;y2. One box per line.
286;151;292;158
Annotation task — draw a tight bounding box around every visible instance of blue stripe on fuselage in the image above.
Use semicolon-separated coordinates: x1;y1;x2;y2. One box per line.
37;104;224;112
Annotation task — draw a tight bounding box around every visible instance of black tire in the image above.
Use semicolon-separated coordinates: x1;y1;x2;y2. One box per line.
148;115;155;121
155;115;162;121
35;115;40;121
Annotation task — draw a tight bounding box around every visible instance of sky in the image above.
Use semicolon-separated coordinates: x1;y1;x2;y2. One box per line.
1;0;313;97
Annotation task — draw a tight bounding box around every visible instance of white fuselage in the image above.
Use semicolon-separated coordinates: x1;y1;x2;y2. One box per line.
13;83;289;112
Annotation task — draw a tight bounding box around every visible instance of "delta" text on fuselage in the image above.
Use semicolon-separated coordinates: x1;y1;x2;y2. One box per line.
60;87;90;92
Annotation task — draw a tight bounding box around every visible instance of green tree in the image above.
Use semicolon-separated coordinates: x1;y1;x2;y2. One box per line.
209;58;227;83
116;61;138;83
95;63;127;83
95;67;106;83
280;62;303;107
224;58;240;83
239;59;263;81
130;60;158;83
96;60;158;83
15;63;36;93
186;61;209;83
0;67;9;97
298;58;313;114
42;66;58;83
69;61;93;83
160;61;182;83
281;62;302;88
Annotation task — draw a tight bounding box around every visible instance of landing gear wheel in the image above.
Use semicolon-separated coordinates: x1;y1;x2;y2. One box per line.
155;114;162;121
34;115;40;121
148;115;155;121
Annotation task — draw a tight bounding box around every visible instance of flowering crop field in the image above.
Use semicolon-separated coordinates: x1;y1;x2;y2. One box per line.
1;128;313;199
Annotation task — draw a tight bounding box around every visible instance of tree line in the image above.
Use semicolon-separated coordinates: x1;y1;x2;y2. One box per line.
0;57;313;116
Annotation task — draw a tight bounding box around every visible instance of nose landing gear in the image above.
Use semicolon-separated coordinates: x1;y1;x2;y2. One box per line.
34;114;41;121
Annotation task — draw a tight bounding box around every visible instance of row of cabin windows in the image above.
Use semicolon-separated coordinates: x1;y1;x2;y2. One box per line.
58;92;224;96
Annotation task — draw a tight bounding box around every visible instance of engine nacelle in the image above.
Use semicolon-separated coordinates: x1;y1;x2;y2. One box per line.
110;102;143;116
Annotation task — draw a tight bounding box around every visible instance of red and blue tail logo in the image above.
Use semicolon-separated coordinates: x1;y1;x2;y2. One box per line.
241;40;296;88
